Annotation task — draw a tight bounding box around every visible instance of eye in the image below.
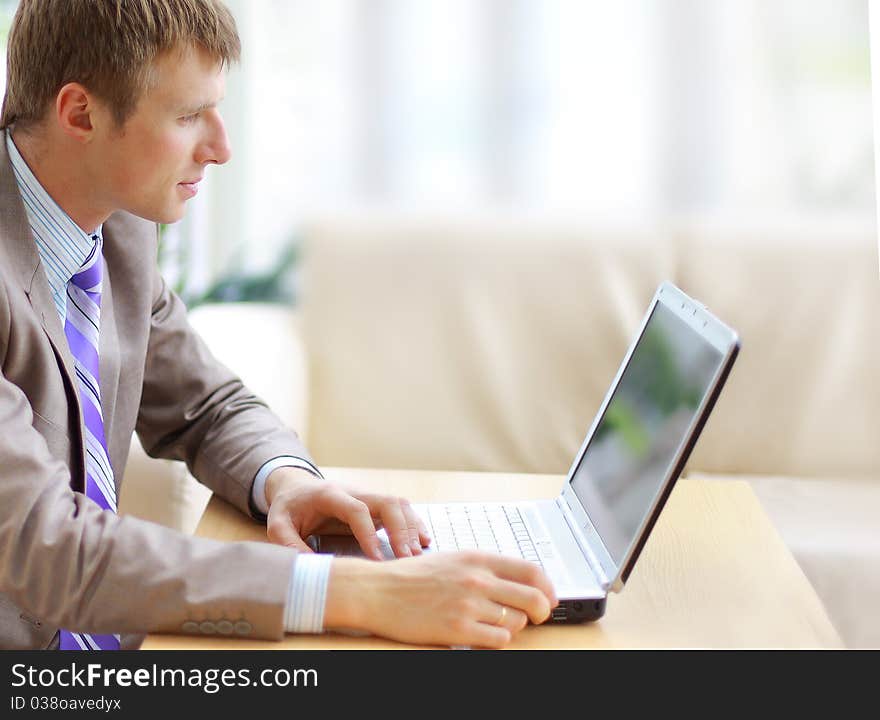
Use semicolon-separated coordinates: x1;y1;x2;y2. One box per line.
179;112;200;125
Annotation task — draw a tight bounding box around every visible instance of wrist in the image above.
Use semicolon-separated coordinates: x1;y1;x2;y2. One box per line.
324;558;378;630
265;466;320;508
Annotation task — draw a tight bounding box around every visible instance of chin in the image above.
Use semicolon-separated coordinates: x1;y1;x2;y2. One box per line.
134;204;187;225
162;208;188;224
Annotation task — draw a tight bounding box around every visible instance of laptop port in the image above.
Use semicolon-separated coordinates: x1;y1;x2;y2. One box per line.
551;607;568;622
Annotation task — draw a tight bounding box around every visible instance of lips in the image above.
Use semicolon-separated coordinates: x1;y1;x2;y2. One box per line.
178;179;201;198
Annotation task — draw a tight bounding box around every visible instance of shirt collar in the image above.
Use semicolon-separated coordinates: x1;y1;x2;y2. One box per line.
6;129;103;320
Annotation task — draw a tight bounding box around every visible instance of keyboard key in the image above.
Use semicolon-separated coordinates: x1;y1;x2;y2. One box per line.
418;503;544;569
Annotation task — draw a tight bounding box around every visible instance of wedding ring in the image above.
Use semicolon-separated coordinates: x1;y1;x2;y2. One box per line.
497;605;507;626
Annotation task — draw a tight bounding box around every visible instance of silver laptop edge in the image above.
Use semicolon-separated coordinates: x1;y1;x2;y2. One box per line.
553;281;740;595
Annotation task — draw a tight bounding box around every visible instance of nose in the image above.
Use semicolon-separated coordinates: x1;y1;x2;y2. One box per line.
196;108;232;166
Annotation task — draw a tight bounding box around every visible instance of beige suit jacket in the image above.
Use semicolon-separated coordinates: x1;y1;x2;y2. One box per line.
0;139;309;649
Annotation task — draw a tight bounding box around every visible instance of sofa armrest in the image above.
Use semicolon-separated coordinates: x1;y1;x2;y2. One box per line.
120;302;308;533
745;474;880;649
118;435;211;534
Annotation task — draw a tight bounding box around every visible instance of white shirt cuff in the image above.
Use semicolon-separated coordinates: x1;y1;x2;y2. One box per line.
251;456;324;516
285;553;333;634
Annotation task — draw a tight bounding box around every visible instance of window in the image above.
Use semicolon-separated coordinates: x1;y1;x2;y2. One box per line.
229;1;874;261
1;1;873;298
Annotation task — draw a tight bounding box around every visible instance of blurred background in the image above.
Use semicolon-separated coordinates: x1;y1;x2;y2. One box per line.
2;0;872;300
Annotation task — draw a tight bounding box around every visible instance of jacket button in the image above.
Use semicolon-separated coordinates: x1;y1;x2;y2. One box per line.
216;620;234;635
182;621;200;633
199;621;217;635
234;621;252;636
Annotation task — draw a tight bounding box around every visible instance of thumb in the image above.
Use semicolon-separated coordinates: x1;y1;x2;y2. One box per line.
267;514;314;553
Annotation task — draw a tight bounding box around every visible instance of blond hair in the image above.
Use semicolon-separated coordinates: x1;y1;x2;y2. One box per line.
1;0;240;130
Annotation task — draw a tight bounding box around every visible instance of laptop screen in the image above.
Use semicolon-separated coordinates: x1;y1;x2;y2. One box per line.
568;300;725;567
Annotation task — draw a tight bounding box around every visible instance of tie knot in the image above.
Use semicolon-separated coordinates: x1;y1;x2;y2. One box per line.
71;236;103;294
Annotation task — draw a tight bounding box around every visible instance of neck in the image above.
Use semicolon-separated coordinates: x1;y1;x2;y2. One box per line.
11;127;110;234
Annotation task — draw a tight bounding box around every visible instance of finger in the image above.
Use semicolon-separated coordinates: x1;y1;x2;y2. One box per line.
363;496;413;558
453;620;512;650
410;504;432;549
266;508;313;553
326;492;384;560
482;602;528;633
418;522;432;548
400;499;426;554
488;577;553;625
478;554;558;609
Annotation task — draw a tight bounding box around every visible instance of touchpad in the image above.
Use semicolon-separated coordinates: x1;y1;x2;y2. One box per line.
317;529;397;560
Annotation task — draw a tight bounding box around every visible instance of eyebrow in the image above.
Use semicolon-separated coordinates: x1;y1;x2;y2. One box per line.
177;101;216;116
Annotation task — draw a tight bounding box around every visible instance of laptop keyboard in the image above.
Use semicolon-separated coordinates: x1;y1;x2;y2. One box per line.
421;503;544;567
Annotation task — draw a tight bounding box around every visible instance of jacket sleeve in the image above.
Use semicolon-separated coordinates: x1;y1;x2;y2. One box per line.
134;265;317;517
0;356;296;639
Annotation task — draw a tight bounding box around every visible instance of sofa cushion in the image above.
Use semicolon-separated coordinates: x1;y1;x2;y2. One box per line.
745;473;880;649
300;214;880;479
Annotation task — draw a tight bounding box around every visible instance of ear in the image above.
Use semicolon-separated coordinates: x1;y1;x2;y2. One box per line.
54;82;99;142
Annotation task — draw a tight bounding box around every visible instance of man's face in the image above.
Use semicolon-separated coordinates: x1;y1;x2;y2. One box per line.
89;44;231;224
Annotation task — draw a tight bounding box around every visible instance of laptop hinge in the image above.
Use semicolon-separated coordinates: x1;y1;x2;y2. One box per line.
556;495;611;589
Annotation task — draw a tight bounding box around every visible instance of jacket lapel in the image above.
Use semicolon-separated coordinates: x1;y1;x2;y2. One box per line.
0;137;87;486
26;264;80;396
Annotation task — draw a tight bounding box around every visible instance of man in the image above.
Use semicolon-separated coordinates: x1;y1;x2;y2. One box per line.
0;0;556;650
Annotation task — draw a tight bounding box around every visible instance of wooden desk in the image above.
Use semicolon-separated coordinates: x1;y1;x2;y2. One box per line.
143;467;842;650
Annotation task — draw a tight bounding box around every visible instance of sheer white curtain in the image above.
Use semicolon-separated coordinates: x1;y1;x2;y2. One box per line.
213;0;872;278
872;0;880;272
217;0;666;270
0;1;871;293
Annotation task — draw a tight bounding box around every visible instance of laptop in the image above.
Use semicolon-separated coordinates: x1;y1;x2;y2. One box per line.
318;281;740;623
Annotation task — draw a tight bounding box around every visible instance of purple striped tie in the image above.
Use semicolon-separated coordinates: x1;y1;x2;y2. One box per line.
59;237;120;651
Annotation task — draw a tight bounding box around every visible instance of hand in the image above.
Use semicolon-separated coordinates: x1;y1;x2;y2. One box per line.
323;551;558;649
264;467;431;560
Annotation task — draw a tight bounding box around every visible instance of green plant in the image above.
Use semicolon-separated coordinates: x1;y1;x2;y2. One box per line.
185;242;300;309
157;224;300;309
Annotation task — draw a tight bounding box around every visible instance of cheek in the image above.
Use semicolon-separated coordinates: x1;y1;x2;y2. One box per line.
126;132;189;192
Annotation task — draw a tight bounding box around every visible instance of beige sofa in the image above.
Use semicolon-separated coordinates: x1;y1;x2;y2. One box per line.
120;212;880;648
